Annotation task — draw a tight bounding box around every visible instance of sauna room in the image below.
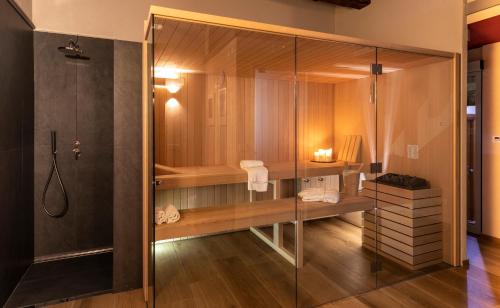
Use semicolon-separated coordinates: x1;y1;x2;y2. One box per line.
147;12;456;308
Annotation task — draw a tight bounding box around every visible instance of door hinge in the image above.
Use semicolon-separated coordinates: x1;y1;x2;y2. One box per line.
371;63;383;75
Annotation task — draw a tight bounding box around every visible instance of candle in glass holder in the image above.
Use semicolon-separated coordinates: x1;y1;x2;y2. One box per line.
318;149;326;162
313;151;320;162
325;148;333;161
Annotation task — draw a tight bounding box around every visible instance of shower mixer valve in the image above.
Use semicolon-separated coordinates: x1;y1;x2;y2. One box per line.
72;140;81;160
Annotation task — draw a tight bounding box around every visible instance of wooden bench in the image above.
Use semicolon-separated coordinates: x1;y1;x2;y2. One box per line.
155;194;375;267
154;161;360;190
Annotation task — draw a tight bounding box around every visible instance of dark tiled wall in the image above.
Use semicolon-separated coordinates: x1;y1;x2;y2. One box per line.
0;1;34;306
34;32;114;257
113;40;143;290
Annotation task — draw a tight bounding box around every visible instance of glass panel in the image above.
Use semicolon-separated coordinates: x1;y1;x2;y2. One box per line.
147;16;155;307
296;38;377;305
152;16;297;307
374;48;454;287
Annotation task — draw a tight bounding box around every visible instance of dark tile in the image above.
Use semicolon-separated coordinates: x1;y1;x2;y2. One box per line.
34;32;114;258
4;252;113;308
0;149;33;306
75;146;113;250
113;146;142;290
34;144;78;256
34;32;77;147
113;40;143;291
0;2;34;305
75;36;114;147
114;40;142;148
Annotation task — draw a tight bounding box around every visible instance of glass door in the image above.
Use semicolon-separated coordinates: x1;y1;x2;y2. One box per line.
151;16;297;307
295;37;378;306
374;48;455;288
145;15;155;307
147;13;457;307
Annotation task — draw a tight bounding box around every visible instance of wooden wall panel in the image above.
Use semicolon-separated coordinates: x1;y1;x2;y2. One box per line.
255;76;335;163
155;183;250;210
155;73;205;167
298;81;336;161
333;77;374;170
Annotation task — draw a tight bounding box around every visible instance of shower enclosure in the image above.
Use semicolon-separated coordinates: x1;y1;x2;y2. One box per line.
144;8;460;307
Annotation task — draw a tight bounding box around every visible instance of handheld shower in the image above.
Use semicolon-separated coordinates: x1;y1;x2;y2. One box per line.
42;131;69;218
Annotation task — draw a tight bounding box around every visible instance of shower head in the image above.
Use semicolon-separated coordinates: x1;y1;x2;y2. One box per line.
58;39;90;60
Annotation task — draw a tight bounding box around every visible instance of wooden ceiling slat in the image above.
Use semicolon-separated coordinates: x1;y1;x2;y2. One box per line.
153;16;449;84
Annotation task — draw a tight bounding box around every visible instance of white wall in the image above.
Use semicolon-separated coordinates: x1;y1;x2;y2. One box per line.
33;0;335;42
334;0;464;53
33;0;464;54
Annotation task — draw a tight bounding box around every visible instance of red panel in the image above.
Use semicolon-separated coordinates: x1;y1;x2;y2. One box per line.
468;14;500;49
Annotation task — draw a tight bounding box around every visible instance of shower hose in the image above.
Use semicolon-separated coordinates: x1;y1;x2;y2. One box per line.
42;131;69;218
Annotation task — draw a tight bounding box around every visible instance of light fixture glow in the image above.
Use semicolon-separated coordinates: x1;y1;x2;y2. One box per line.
165;78;184;94
166;98;180;108
154;66;195;79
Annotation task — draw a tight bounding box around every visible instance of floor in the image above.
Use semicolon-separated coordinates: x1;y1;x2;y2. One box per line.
6;252;113;308
42;224;500;308
324;235;500;307
152;217;440;307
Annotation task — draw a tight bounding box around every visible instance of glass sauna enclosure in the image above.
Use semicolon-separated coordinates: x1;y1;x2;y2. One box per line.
148;14;456;308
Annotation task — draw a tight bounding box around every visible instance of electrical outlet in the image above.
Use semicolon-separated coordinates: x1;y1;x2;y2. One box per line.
407;145;419;159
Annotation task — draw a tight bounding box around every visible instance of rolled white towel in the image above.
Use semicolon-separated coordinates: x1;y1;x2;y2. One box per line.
155;206;167;225
323;189;340;204
240;160;264;168
155;204;181;225
164;204;180;224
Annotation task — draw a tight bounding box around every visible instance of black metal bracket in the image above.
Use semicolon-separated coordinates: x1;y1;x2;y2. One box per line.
371;63;383;75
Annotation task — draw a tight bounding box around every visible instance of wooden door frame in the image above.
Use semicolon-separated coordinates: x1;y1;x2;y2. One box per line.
142;5;464;302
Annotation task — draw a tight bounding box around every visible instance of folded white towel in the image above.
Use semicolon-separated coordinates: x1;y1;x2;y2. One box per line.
240;160;264;168
298;187;323;198
155;204;180;225
301;194;324;202
243;165;268;192
244;166;269;192
323;189;340;204
299;187;340;204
